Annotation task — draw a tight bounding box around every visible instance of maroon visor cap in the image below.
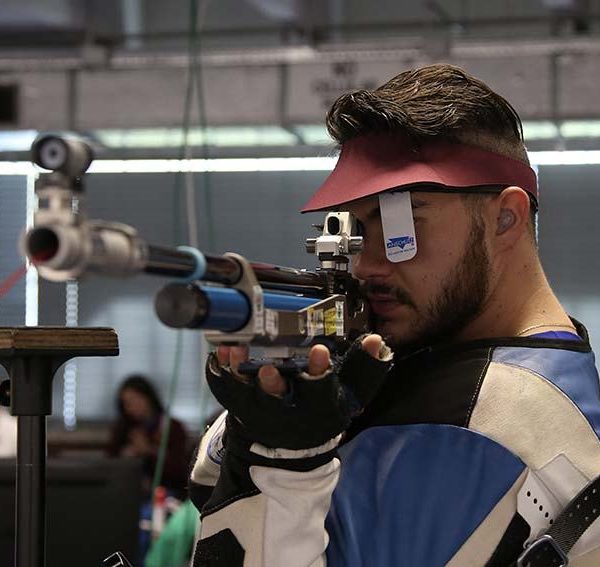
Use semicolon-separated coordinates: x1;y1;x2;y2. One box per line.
301;134;538;213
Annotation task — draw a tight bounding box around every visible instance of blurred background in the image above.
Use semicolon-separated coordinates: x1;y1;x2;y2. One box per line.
1;0;600;563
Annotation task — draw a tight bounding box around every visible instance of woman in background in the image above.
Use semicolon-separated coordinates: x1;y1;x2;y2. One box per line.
107;374;188;498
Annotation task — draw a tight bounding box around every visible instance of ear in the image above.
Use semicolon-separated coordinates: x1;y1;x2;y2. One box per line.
489;186;532;248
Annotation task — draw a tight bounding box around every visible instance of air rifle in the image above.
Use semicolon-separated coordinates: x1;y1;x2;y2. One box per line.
22;135;369;371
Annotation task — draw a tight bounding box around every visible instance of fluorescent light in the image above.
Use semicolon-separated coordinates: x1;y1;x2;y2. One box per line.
96;126;299;148
528;151;600;165
560;120;600;138
0;130;38;152
294;125;332;145
3;122;600;155
63;280;79;430
25;171;38;326
3;151;600;176
87;157;337;173
523;121;560;140
0;162;36;175
0;158;336;175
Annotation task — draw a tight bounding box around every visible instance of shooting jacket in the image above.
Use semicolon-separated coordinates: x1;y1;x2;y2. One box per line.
190;321;600;566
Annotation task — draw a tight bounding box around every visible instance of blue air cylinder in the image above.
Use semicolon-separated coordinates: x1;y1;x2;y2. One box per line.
154;283;318;331
263;293;317;311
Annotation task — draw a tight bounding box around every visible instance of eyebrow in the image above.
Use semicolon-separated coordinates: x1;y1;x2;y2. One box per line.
385;192;430;208
360;195;429;222
365;206;381;221
411;197;430;208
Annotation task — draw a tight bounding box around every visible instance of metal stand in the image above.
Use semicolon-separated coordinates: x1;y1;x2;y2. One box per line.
0;327;119;567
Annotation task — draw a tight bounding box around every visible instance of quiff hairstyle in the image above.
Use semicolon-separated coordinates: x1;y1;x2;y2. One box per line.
326;63;530;166
326;63;537;235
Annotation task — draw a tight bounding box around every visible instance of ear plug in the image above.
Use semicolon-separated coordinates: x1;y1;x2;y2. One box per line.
498;210;515;233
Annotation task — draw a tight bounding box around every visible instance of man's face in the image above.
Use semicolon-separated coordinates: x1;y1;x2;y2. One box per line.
348;192;491;352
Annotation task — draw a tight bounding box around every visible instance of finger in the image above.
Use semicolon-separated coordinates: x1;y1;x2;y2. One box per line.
307;344;331;377
216;345;230;366
361;334;383;359
230;345;249;376
257;364;287;397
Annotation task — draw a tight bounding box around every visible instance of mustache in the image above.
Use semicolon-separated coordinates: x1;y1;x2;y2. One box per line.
359;282;416;308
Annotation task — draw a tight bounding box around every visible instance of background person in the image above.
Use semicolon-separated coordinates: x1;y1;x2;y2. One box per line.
108;374;188;497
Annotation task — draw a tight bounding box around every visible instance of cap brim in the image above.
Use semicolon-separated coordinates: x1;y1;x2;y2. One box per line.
302;135;538;213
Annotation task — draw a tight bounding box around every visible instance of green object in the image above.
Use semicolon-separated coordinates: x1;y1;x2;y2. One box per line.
145;499;200;567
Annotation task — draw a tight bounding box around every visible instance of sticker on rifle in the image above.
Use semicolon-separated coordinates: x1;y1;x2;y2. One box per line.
265;309;278;339
335;301;345;336
324;307;337;336
307;308;324;337
379;191;417;263
252;285;264;334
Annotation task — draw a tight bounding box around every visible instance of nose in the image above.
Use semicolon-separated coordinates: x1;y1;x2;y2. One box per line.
352;237;394;281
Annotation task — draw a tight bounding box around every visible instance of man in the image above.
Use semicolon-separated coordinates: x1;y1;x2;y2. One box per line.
189;64;600;566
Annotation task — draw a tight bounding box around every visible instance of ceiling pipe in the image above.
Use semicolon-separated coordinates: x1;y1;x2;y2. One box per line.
2;34;600;73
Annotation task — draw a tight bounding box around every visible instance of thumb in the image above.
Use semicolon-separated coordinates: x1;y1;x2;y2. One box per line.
307;344;331;377
361;334;383;359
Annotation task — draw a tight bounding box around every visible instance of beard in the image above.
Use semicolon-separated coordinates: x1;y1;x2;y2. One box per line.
364;214;491;355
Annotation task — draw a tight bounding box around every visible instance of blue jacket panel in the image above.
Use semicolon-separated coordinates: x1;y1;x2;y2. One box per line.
326;424;525;567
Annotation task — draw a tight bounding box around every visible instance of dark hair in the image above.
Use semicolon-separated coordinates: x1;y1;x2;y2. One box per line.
327;63;537;237
117;374;164;418
326;63;529;165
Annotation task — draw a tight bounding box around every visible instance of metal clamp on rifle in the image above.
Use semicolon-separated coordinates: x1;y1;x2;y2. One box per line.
155;212;368;375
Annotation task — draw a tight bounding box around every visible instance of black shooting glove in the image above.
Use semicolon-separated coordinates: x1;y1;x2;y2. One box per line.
206;336;393;451
194;338;392;567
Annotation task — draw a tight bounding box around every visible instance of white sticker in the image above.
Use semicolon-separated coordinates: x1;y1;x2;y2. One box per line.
379;191;417;263
265;309;279;339
335;301;345;336
307;308;324;338
253;285;264;334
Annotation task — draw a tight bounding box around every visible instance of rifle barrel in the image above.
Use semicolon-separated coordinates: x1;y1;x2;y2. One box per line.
145;246;327;294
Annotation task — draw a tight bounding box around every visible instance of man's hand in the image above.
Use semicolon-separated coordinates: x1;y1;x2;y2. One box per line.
206;336;392;450
216;336;384;398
